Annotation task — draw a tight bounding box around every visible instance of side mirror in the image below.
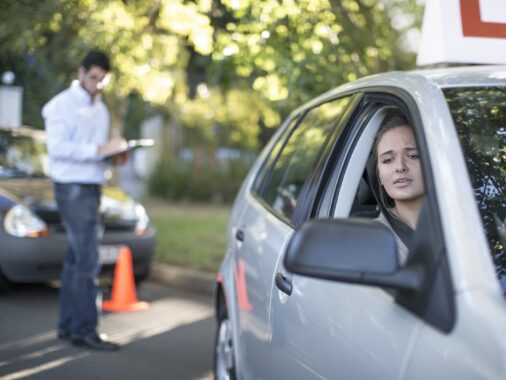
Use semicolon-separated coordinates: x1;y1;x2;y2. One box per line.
284;218;424;291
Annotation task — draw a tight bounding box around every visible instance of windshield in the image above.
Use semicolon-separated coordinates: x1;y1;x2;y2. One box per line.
445;87;506;292
0;132;48;178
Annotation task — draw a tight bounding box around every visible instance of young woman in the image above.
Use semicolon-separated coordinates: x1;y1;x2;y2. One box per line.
373;116;425;265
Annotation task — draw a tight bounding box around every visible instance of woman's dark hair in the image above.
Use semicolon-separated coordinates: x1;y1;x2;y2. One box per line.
372;115;410;160
80;50;111;72
373;115;413;210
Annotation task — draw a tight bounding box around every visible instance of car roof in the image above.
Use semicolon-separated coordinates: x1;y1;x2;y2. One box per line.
294;65;506;115
345;64;506;92
348;64;506;87
409;65;506;87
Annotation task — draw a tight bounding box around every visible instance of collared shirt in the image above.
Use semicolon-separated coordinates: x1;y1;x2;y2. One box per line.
42;81;109;184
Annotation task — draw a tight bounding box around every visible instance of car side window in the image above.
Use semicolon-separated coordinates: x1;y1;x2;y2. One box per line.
445;87;506;292
252;116;300;195
257;96;352;221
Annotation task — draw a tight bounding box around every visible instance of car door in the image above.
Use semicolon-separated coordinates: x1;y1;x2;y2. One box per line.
232;95;356;379
268;95;434;379
402;84;506;380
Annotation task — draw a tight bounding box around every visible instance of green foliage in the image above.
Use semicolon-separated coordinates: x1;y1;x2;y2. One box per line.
0;1;88;127
147;158;250;203
0;0;424;150
180;86;279;150
0;0;214;128
210;0;423;117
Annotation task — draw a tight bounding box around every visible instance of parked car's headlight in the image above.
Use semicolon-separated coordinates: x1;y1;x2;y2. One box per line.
100;195;151;235
3;204;49;238
134;204;150;236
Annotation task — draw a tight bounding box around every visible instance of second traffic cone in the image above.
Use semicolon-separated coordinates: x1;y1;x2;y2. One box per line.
102;246;149;312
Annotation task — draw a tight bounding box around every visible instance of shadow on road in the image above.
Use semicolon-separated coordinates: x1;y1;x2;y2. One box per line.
0;282;215;380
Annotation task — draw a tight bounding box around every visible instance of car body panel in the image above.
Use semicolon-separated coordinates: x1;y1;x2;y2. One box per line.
219;108;310;377
405;290;506;380
232;192;292;379
269;275;422;379
0;227;154;282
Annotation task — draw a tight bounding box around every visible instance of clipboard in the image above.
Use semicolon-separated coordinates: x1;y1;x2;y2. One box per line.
102;139;155;159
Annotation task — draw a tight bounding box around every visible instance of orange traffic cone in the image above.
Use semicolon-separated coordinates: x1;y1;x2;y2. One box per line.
102;246;149;312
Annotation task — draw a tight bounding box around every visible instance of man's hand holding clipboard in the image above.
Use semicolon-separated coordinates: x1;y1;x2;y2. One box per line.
98;138;155;165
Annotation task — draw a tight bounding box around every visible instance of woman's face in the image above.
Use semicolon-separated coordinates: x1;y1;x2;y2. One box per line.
376;126;425;204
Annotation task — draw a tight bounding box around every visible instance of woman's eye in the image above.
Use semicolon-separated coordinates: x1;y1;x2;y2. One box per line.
382;157;393;164
408;153;420;160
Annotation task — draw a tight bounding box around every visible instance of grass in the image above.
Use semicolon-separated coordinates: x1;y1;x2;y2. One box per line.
146;200;230;273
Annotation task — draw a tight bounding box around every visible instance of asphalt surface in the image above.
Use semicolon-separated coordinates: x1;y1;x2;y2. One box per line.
0;281;215;380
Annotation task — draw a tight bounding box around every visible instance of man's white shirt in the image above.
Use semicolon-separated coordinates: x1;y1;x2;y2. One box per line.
42;81;109;184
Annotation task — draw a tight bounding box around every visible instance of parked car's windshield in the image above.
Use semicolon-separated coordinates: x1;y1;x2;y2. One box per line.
445;87;506;292
0;131;48;178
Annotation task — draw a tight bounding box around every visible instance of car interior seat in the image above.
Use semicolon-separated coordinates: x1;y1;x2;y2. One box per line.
350;173;380;218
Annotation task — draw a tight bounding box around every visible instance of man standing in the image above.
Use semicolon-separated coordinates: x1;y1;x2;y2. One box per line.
42;50;126;351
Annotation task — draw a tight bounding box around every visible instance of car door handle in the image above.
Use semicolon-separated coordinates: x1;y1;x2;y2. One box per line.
275;272;292;296
235;229;245;242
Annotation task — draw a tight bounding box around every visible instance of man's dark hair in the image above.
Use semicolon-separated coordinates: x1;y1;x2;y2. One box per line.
80;50;111;72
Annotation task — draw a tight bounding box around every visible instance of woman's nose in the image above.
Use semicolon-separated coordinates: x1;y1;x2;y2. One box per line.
395;159;408;173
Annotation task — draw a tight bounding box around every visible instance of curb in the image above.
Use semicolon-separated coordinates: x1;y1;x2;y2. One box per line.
149;262;216;296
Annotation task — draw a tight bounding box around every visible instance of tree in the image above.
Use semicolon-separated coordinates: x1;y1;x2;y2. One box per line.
0;0;423;151
204;0;423;145
0;0;214;132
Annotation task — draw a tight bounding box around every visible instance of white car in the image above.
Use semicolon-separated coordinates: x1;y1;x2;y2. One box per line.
213;66;506;379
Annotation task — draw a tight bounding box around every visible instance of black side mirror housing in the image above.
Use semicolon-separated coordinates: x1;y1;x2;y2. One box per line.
284;218;424;291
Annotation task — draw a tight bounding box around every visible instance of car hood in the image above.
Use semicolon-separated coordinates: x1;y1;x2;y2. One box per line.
0;177;142;229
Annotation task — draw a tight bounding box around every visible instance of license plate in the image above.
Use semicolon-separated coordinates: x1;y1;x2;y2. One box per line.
98;245;120;264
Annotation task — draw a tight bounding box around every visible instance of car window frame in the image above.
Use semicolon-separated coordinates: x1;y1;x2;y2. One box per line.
311;88;456;333
289;93;365;226
251;114;304;197
251;93;362;227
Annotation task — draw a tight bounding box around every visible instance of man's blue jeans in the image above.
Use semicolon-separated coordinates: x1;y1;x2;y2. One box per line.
54;182;101;339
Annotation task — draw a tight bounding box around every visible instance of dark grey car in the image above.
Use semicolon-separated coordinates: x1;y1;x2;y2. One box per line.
0;127;155;290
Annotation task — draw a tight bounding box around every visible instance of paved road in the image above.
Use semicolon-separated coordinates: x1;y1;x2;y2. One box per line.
0;281;215;380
